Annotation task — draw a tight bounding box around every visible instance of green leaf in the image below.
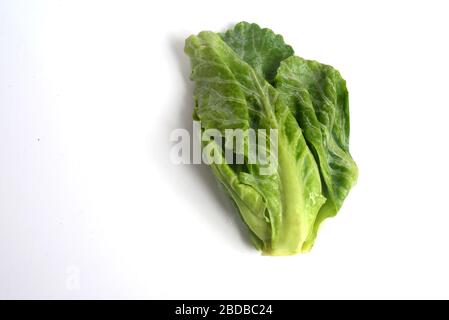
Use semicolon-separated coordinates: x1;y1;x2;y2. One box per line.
185;31;325;255
221;22;294;83
275;56;358;251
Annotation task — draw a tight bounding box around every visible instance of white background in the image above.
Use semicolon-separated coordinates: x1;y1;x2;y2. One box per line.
1;0;449;299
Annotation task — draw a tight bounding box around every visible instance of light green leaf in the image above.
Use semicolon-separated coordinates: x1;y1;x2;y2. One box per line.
275;56;358;251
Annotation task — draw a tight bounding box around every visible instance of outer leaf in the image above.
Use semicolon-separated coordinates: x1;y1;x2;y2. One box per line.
275;56;358;251
185;31;325;255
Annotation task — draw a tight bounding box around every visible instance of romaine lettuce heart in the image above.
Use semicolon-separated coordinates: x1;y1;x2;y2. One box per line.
184;22;357;255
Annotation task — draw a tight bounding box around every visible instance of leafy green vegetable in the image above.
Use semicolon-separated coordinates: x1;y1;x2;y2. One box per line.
184;22;357;255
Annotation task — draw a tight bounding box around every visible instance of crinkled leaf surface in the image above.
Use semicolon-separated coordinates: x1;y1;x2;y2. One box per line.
221;22;293;83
